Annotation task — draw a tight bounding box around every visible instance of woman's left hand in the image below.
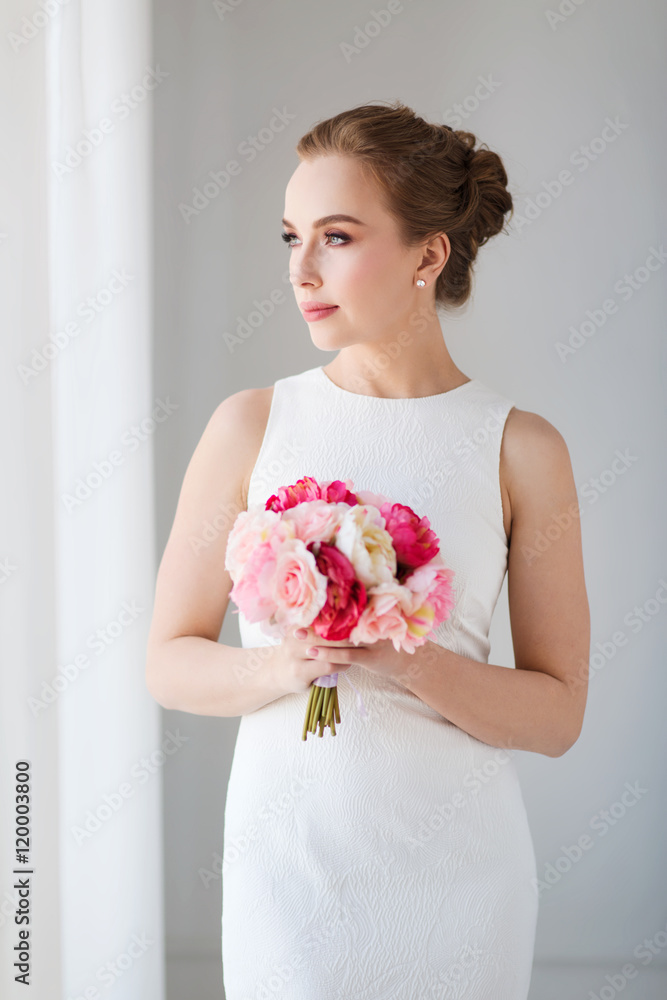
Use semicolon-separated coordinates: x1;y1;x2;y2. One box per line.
292;625;432;686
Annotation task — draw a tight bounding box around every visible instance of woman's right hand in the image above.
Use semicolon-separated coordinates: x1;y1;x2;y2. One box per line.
268;625;359;695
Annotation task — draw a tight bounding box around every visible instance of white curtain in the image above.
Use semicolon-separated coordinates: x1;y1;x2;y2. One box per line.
1;2;164;998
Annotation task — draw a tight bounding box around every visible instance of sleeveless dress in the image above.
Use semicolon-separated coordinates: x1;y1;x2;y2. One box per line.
221;365;539;999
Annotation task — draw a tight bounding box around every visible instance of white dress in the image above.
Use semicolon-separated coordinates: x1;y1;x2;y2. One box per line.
221;365;538;999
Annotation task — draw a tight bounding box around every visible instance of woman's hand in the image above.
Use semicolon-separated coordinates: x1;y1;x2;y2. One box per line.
269;625;359;696
294;625;432;686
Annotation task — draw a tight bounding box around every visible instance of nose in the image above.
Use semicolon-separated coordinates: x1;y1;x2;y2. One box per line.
289;243;322;289
290;267;321;289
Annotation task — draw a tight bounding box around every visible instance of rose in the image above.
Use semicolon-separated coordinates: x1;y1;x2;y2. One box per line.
272;537;329;628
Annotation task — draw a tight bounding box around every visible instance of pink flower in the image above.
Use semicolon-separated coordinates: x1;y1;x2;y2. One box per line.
229;541;280;622
319;478;358;505
272;538;329;628
403;560;455;630
354;488;392;508
311;542;367;641
265;476;357;513
426;566;456;627
224;507;294;582
349;582;409;649
379;502;440;570
281;499;348;547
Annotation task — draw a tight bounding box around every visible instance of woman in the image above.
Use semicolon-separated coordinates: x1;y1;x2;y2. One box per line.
146;101;590;998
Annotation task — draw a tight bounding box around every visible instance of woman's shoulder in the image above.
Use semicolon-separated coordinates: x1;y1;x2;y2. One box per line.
500;405;577;533
194;385;275;510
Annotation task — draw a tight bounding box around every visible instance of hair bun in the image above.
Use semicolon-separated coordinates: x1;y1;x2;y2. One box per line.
461;139;513;247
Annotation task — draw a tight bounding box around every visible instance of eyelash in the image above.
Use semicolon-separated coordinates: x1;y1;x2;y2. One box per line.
280;230;350;248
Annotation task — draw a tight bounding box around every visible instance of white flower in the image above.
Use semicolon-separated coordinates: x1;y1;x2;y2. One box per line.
334;504;396;587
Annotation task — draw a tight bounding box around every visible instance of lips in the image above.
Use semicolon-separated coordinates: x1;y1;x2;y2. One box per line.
300;302;339;321
300;301;337;313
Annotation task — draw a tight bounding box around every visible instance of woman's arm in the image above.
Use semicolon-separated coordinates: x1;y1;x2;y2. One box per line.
145;386;289;716
302;408;591;757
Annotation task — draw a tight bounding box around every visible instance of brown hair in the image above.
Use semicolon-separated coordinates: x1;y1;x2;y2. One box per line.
295;100;513;309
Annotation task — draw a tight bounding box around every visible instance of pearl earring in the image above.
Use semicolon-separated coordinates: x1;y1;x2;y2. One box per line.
416;279;425;287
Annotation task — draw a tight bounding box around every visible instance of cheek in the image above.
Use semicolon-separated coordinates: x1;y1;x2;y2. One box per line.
341;247;407;303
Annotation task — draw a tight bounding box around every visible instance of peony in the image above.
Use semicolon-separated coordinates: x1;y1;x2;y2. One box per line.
266;476;357;513
354;488;392;509
229;541;280;622
311;542;367;641
281;499;349;548
335;504;396;587
379;502;440;570
223;474;457;739
224;507;294;581
318;478;359;505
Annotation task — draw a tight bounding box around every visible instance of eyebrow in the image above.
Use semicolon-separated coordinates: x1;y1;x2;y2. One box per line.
281;214;367;230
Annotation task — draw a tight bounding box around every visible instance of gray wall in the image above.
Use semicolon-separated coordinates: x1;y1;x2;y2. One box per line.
152;1;667;996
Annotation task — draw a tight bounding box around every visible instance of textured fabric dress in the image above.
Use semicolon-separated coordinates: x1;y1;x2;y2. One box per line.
221;365;539;999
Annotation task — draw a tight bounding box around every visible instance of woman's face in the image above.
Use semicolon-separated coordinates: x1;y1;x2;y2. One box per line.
282;154;434;352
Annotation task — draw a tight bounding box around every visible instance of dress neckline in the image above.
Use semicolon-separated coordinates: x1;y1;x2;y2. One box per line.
315;365;477;401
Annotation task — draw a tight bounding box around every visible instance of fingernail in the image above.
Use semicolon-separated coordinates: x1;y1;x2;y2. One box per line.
307;647;318;656
295;628;307;638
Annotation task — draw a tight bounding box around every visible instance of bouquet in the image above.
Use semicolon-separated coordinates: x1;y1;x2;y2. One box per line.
224;476;455;740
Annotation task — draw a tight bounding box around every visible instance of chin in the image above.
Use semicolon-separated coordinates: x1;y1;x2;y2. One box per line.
308;325;359;352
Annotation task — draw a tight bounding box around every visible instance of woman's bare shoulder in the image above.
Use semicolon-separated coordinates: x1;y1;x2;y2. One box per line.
500;406;576;538
207;385;275;507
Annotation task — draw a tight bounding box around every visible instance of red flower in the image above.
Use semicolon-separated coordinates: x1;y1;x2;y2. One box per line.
310;542;367;641
379;502;440;569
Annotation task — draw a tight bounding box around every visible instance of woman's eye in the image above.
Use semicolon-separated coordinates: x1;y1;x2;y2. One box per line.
280;231;350;247
324;231;349;245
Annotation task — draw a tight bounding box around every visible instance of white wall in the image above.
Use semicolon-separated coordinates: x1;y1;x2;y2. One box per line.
152;1;667;996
